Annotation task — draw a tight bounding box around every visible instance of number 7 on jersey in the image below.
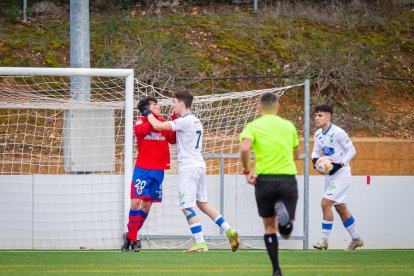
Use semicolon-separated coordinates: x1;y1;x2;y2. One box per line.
195;130;202;149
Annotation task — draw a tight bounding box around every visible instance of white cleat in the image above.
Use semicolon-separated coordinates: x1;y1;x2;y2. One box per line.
345;238;364;251
313;238;329;250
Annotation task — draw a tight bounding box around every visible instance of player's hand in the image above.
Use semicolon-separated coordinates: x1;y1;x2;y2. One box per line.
139;106;152;117
245;174;256;185
312;158;318;169
328;162;343;176
170;111;178;121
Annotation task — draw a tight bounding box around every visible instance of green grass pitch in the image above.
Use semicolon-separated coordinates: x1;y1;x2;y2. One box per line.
1;249;413;275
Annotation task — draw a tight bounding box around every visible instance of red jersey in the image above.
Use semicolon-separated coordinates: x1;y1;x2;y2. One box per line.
134;115;176;170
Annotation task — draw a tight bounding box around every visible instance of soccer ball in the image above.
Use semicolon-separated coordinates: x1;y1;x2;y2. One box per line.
315;156;333;175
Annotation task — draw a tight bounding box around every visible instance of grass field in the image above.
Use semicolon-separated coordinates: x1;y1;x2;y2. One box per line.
1;250;414;275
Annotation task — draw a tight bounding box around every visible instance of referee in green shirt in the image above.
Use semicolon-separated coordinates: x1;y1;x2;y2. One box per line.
239;92;299;276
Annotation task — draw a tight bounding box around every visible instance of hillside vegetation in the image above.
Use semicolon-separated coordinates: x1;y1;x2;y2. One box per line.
0;1;413;137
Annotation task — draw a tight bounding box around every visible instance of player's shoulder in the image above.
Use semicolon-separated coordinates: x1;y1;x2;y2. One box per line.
135;117;147;125
178;113;195;120
332;124;348;136
245;117;261;129
188;113;202;125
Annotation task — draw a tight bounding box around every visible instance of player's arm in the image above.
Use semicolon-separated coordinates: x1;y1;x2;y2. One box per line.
167;130;177;144
239;138;256;185
166;113;178;144
311;134;321;169
328;131;356;176
292;124;300;160
147;113;173;131
338;131;356;165
293;146;299;160
240;138;252;172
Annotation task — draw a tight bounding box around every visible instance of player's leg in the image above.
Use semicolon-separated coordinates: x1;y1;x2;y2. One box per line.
255;175;282;276
194;168;239;252
313;197;334;250
131;169;165;252
178;168;208;252
182;207;208;252
314;176;336;250
122;197;142;252
123;168;158;252
129;200;153;252
335;203;364;250
196;201;240;252
330;174;364;250
275;176;298;240
263;217;282;276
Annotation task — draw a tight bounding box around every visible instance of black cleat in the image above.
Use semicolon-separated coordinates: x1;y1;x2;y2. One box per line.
121;232;131;252
130;239;141;252
273;269;283;276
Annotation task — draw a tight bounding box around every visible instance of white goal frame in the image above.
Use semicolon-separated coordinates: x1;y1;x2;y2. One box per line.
0;67;135;249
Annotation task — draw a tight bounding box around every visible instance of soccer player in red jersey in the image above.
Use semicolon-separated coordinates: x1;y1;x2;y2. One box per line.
121;96;176;252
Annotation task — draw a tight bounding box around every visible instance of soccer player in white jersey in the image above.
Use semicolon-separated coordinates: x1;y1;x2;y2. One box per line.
311;104;364;250
146;91;239;253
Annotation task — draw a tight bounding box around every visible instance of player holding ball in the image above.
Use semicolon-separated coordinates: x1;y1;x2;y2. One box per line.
312;104;364;251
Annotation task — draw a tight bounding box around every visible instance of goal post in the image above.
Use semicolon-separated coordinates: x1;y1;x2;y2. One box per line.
0;67;134;249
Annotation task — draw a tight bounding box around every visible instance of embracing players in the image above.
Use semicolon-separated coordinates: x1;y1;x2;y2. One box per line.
146;91;239;253
121;96;176;252
312;104;364;250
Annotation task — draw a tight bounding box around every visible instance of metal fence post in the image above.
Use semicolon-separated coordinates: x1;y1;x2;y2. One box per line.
303;79;311;250
22;0;27;22
219;156;225;235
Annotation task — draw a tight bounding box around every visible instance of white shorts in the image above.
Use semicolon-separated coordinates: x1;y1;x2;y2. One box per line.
323;169;351;205
177;167;208;209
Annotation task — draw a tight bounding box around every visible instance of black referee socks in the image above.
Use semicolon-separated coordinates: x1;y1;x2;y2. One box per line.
264;233;281;275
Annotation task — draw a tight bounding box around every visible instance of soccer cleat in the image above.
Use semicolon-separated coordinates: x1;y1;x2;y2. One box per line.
345;238;364;251
121;232;131;252
184;242;208;253
130;242;139;252
130;239;141;252
226;228;240;252
273;269;283;276
313;238;329;250
275;201;290;226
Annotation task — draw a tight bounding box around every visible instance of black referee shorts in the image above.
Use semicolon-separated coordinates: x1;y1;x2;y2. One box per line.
255;174;298;219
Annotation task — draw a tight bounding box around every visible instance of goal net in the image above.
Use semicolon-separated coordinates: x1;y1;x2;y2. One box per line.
0;67;305;249
0;67;135;249
134;80;306;250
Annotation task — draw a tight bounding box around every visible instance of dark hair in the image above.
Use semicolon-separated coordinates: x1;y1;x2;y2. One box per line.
260;92;277;108
314;104;333;115
174;91;193;108
137;96;157;111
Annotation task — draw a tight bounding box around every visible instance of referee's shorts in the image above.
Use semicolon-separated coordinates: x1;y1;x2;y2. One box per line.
255;174;298;219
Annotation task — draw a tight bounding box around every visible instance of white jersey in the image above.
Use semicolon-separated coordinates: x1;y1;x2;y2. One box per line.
169;113;206;169
312;124;356;173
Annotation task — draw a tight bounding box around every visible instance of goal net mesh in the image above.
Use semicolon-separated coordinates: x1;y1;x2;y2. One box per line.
135;80;302;175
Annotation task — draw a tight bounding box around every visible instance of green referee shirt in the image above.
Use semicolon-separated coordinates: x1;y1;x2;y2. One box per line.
239;114;298;175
